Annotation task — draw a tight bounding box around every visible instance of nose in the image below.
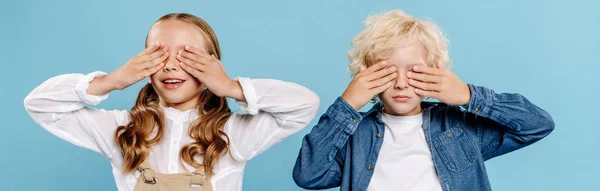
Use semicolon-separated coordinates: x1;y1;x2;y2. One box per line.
163;49;180;72
394;68;409;90
163;61;179;72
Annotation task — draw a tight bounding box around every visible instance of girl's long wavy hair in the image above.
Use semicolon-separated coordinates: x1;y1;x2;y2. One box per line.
115;13;231;177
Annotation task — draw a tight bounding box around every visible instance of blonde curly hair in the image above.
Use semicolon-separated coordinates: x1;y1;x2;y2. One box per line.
348;10;450;77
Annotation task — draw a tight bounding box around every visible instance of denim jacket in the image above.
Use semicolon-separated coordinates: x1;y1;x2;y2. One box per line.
293;84;554;191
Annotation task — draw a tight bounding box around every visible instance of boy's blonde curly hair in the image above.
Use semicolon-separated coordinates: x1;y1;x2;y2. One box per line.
348;10;450;76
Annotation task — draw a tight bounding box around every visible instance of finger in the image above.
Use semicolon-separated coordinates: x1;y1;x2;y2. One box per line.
141;50;168;68
409;79;440;91
179;62;204;79
144;51;169;68
147;46;168;61
359;61;388;76
372;81;393;94
368;72;397;89
407;71;440;83
140;42;162;56
177;55;207;72
184;45;209;56
143;63;164;77
365;65;397;82
412;65;442;76
178;49;211;65
415;88;439;98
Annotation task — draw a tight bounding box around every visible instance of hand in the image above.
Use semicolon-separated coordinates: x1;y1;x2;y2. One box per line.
177;46;244;100
108;42;168;90
407;61;471;106
341;61;397;111
89;42;168;95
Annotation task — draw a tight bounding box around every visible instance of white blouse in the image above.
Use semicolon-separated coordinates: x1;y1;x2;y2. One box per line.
24;71;320;191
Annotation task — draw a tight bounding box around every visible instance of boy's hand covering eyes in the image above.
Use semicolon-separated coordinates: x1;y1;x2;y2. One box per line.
408;61;471;106
341;61;398;111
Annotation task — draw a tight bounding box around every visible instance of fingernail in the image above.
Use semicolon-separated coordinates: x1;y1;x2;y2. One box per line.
178;50;182;55
407;72;412;77
177;55;181;59
409;79;414;83
185;46;190;50
179;62;184;66
381;61;387;66
413;66;419;70
392;73;397;76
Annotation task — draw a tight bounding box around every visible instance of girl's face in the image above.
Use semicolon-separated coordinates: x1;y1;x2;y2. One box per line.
378;42;427;116
146;19;207;111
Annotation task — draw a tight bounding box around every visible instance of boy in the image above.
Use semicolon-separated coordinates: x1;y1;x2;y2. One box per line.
293;10;554;191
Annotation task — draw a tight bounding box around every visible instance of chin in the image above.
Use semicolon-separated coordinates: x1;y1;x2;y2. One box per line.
153;89;195;103
164;93;198;102
381;101;420;115
161;97;187;104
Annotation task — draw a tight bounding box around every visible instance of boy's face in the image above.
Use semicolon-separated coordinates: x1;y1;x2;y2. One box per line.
378;42;427;116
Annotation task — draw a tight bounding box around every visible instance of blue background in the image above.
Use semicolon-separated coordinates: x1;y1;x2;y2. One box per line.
1;0;598;190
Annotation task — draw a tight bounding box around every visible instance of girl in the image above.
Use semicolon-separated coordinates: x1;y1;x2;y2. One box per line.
25;13;319;191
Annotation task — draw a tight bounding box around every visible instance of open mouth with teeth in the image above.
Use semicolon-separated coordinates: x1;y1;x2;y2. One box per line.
161;79;186;89
163;79;184;84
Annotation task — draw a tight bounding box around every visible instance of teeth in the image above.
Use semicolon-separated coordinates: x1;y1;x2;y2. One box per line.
164;79;183;84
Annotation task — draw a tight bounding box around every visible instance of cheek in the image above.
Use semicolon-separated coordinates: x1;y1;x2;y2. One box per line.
378;86;394;97
187;78;203;88
149;74;160;83
179;79;206;96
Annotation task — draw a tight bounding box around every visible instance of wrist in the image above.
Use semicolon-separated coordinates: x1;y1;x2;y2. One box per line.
104;73;124;91
88;75;117;96
341;94;362;111
226;79;245;101
464;83;472;105
458;83;471;106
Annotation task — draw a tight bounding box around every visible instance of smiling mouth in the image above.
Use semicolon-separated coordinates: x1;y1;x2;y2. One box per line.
162;79;185;84
161;79;186;90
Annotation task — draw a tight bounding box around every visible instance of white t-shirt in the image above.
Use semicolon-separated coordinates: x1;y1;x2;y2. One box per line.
366;112;443;191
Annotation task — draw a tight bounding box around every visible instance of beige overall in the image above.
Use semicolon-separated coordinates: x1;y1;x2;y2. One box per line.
133;160;213;191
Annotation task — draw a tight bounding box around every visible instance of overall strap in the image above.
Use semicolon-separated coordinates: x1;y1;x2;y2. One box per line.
190;165;208;187
137;159;157;184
